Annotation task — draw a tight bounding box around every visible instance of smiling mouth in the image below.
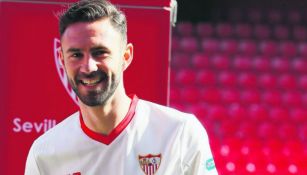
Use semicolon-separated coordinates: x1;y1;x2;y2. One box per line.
81;77;102;86
78;71;107;87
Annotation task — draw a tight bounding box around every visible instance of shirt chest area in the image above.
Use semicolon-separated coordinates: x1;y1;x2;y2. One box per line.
42;132;183;175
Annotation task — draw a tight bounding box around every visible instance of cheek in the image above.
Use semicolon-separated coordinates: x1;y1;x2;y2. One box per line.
64;62;78;79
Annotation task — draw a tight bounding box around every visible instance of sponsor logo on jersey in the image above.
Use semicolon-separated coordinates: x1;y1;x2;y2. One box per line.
138;154;161;175
54;38;79;106
205;158;216;171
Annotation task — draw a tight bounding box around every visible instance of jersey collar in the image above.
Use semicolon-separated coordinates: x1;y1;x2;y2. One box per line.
79;95;138;145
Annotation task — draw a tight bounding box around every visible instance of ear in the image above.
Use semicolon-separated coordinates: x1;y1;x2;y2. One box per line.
58;46;65;67
122;43;134;71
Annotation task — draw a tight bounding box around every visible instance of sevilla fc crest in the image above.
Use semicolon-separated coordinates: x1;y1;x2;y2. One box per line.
138;154;162;175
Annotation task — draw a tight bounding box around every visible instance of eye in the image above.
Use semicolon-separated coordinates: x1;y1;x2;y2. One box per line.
92;49;107;58
71;52;83;59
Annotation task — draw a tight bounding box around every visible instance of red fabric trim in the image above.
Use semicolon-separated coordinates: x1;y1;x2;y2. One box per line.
79;95;138;145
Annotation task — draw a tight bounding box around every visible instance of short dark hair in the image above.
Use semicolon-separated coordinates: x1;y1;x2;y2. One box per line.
59;0;127;42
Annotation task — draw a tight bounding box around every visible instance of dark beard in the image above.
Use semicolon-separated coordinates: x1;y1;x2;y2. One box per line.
69;70;120;106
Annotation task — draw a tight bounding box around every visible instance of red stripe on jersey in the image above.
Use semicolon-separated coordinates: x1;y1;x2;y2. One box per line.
79;95;138;145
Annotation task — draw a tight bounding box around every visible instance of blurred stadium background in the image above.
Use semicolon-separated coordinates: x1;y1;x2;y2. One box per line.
171;0;307;174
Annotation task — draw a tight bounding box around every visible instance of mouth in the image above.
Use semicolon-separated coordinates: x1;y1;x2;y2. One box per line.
77;71;107;87
80;77;102;86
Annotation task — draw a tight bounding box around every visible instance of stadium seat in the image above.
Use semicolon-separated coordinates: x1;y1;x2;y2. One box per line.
169;84;180;99
262;90;282;106
172;18;307;175
291;57;307;73
287;10;302;24
196;22;214;37
236;121;257;139
253;55;271;71
241;89;261;104
171;52;191;68
278;74;297;89
196;70;216;86
248;104;269;122
233;55;253;70
293;26;307;41
259;40;278;56
278;123;298;141
219;120;237;138
201;38;219;54
234;23;253;38
273;25;289;40
254;24;271;39
257;122;278;140
238;40;257;55
302;93;307;107
191;52;210;69
220;88;240;104
206;104;227;121
298;124;307;142
298;42;307;57
282;91;301;106
279;41;297;57
217;71;237;86
258;73;277;89
289;107;306;123
220;39;238;55
176;22;194;36
237;72;257;87
228;103;248;121
298;75;307;89
200;88;221;104
180;36;199;52
216;23;233;38
171;36;180;52
175;69;196;85
269;107;289;122
180;87;199;104
170;69;176;85
210;54;231;69
271;56;290;72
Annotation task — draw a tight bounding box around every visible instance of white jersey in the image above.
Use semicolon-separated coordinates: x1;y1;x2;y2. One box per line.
25;95;218;175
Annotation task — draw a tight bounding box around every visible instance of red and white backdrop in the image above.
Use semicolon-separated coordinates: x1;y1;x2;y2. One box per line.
0;0;175;174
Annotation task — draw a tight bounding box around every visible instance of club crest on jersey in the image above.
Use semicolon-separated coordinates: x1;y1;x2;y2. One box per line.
138;154;161;175
53;38;79;106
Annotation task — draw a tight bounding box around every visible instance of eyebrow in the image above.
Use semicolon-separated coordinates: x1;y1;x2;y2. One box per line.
66;48;81;54
65;46;111;54
90;46;110;53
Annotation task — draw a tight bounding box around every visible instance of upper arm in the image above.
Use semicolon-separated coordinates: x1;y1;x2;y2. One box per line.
25;145;40;175
181;115;218;175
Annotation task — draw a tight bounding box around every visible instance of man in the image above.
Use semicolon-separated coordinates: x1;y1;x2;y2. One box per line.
25;0;218;174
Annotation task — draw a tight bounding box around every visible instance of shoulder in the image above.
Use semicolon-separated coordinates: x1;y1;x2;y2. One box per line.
137;99;203;130
30;112;80;151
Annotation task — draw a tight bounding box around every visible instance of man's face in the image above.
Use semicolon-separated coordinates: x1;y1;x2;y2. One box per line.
60;18;127;106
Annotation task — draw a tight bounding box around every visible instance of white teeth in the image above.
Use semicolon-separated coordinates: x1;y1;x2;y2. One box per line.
82;77;100;85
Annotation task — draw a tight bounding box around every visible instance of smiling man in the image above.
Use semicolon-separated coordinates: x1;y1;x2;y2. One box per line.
25;0;218;175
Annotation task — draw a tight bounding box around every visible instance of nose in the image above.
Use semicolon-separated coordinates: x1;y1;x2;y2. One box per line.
80;56;98;73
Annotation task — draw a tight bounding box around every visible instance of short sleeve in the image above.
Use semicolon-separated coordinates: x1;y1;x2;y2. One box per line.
181;115;218;175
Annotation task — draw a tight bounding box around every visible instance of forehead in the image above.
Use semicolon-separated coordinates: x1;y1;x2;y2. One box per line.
61;18;122;49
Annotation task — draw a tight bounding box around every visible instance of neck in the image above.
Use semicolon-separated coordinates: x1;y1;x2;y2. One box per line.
79;86;131;135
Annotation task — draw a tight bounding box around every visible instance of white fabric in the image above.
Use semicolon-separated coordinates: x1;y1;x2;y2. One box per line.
25;99;218;175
